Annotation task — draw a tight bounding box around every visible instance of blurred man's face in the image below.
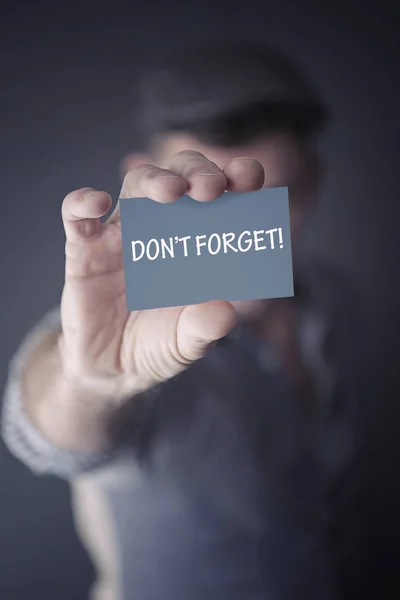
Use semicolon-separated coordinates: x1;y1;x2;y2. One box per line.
124;131;321;320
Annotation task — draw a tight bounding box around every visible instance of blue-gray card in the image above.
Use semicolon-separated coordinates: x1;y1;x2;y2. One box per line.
119;187;294;311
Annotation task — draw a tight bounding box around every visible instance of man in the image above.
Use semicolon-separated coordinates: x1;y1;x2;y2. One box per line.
1;41;369;599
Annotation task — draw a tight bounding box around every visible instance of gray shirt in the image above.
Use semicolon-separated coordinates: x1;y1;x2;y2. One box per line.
1;263;369;600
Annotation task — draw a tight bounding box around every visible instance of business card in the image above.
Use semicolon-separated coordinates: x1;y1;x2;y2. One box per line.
119;187;294;311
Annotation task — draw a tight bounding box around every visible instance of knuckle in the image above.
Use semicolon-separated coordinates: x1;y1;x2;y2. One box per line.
122;164;160;195
186;163;216;178
63;187;93;206
228;157;264;174
174;156;222;180
61;189;81;217
224;158;265;188
142;165;171;180
174;149;206;161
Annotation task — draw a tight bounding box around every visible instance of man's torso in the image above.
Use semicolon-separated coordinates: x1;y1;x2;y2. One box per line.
71;264;367;600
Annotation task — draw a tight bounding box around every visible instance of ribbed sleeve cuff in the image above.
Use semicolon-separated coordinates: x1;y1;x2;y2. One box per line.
1;307;117;479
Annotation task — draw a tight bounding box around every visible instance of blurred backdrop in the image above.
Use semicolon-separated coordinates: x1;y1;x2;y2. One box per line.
0;0;399;598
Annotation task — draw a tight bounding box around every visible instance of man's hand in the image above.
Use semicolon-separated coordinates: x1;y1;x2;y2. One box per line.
15;151;265;452
59;151;265;397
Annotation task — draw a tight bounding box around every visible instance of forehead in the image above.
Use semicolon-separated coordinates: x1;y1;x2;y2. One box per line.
155;132;304;188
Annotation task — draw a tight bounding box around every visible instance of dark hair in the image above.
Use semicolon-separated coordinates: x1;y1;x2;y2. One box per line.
134;40;329;151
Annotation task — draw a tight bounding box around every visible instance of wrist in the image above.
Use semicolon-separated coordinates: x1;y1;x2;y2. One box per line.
56;333;152;407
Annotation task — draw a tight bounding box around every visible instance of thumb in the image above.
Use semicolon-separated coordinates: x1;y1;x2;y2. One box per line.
176;300;237;362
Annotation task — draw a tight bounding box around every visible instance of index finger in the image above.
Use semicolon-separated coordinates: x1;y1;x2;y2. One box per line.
105;164;189;225
120;164;188;202
168;150;227;202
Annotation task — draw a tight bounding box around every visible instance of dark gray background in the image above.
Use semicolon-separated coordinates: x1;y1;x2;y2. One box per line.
120;189;293;310
0;0;399;598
